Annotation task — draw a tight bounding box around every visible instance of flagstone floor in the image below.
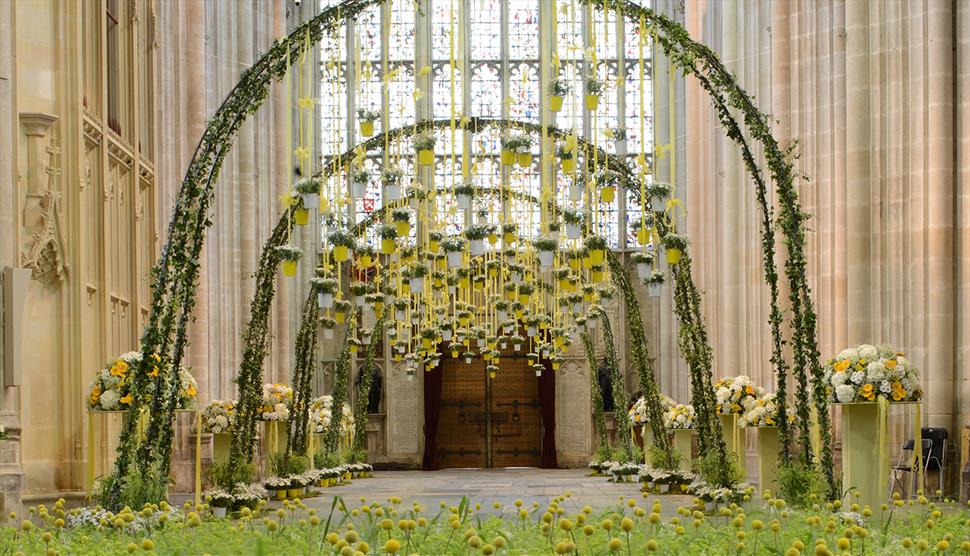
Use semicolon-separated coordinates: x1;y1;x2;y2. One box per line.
297;468;694;516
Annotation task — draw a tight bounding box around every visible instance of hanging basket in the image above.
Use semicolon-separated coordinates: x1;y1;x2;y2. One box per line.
333;245;350;262
457;194;471;210
666;248;682;265
501;150;516;166
282;260;297;277
317;292;334;309
600;186;616;203
585;95;600;111
301;193;319;209
561;157;576;173
385;184;401;201
550;95;564;112
395;221;411;237
381;238;396;255
294;208;309;226
637;227;650;246
517;152;533;167
565;223;581;239
418;149;435;166
360;120;375;137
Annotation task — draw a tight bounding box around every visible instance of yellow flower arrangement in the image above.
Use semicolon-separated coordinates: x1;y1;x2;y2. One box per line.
823;344;922;403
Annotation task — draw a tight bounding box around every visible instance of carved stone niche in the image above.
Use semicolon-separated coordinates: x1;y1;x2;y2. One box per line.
19;112;67;285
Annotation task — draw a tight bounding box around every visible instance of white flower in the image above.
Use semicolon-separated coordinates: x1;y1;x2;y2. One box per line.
835;385;856;403
831;372;846;387
100;390;120;410
850;371;865;385
838;348;859;361
858;344;878;360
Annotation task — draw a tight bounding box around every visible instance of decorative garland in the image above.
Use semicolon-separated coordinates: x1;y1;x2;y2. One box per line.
324;320;355;456
353;314;386;455
581;330;609;451
288;289;320;458
593;306;633;460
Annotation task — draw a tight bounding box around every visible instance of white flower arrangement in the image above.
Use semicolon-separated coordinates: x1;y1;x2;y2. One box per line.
663;403;696;430
627;393;676;425
202;399;237;433
713;375;766;415
259;383;294;421
202;487;234;507
822;343;922;403
310;395;334;433
737;392;794;428
231;482;268;507
87;351;198;412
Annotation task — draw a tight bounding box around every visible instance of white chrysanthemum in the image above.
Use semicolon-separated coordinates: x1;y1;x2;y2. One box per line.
879;381;892;394
866;361;886;382
850;371;866;385
716;387;730;404
214;416;229;432
100;389;120;410
835;384;856;403
831;372;846;387
858;344;878;360
837;348;859;361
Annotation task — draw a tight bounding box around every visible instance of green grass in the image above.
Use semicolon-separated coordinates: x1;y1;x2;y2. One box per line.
3;492;969;555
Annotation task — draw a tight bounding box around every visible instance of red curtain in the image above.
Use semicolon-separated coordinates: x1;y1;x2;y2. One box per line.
422;365;444;470
537;366;558;468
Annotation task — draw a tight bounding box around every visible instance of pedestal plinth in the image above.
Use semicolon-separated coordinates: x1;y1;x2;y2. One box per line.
672;429;693;473
719;413;745;464
756;427;779;494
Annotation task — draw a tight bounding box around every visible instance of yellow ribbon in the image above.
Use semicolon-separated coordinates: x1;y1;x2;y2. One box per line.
135;406;151;445
654;142;672;160
877;397;889;501
87;413;96;497
809;405;822;465
911;404;924;494
195;411;202;508
732;413;740;461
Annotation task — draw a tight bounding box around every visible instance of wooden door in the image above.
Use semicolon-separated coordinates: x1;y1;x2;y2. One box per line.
437;354;541;468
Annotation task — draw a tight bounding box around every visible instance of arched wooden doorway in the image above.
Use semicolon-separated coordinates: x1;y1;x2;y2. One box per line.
436;352;543;468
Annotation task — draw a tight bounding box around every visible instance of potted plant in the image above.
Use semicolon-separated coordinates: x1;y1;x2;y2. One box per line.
644;269;665;297
562;208;583;239
632;251;654;279
350;167;370;199
312;276;338;309
631;218;653;246
357;107;380;137
264;476;289;500
333;299;352;324
294;177;321;210
584;76;604;111
381;166;404;201
502;223;518;244
420;327;438;350
453;182;475;211
500;132;524;166
442;236;466;268
463;225;491;256
556;144;576;174
548;76;570;113
596;169;619;203
350;281;373;307
646;181;672;213
533;235;558;268
533;362;544;377
414;132;436;166
391;207;411;236
584;235;607;265
427;230;443;253
320;316;337;340
328;229;356;263
517;283;535;306
609;127;627;144
406;262;429;294
515;136;534;168
662;233;688;264
509;333;524;352
379;224;398;254
203;488;234;518
275;245;303;277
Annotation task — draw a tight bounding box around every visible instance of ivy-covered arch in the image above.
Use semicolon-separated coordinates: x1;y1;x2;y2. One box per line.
105;0;831;509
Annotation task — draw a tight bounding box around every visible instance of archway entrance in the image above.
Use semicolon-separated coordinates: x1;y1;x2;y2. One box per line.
436;354;542;469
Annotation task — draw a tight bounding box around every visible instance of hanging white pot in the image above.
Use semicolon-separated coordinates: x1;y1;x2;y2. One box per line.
387;327;397;338
397;343;406;353
355;296;366;307
648;283;662;297
409;277;424;294
527;326;537;337
442;329;453;342
514;342;522;352
361;333;371;345
500;340;507;349
464;356;473;364
457;194;471;210
406;373;414;382
565;223;581;239
447;251;463;268
323;328;335;340
637;262;650;279
572;302;583;314
541;347;549;358
539;250;554;267
352;181;366;198
409;197;420;210
448;285;456;295
569;185;583;202
395;309;406;321
535;368;542;377
469;239;484;256
477;337;486;349
503;324;513;335
411;314;421;325
511;271;522;283
301;193;320;210
497;309;508;322
385;184;401;201
318;292;334;309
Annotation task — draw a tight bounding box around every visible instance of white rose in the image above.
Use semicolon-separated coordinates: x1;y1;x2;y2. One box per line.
100;390;120;410
835;385;856;403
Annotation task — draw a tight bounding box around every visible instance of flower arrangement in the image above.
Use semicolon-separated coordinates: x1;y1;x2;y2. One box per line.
274;245;303;262
822;343;922;403
293;177;320;195
413;133;436;152
260;383;293;421
714;376;766;415
202;399;236;433
381;166;403;185
663;403;696;430
628;394;676;426
87;352;198;412
738;392;793;428
584;76;604;96
309;395;333;433
356;108;380;122
548;77;570;97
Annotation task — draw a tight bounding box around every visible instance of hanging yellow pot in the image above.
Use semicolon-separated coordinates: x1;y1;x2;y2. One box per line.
583;292;594;302
374;301;384;313
489;371;496;379
459;277;470;289
473;280;484;291
294;208;310;226
515;309;524;319
517;152;533;167
591;270;604;282
518;293;530;305
359;254;373;268
585;95;600;110
381;238;396;254
561;158;576;173
360;120;375;137
503;232;515;244
452;350;459;359
335;310;346;323
637;228;650;246
550;95;564;112
395;221;410;237
501;150;516;166
429;240;440;252
666;248;682;265
401;282;411;294
333;245;350;262
506;289;516;301
282;260;297;277
422;337;433;350
590;249;606;265
350;344;358;354
582;256;593;269
552;361;560;371
600;186;616;203
418;149;434;166
436;257;447;270
487;233;498;245
568;258;580;271
527;356;536;366
488;268;498;279
558;278;569;290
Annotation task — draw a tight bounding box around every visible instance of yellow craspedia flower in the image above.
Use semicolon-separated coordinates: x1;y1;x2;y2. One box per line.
383;539;400;554
140;539;155;551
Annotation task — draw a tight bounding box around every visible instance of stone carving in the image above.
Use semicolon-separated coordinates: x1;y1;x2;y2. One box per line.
21;190;68;285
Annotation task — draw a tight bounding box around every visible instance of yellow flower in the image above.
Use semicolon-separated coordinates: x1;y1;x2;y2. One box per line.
885;360;898;370
110;361;129;377
149;366;159;378
860;384;875;401
185;384;198;398
891;382;906;401
120;394;133;405
833;360;850;373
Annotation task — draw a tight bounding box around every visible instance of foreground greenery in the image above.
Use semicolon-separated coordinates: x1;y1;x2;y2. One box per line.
5;491;969;555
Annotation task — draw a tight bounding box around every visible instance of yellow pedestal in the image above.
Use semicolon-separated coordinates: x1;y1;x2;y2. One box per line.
641;426;653;456
841;403;881;510
756;427;780;494
672;429;693;473
719;413;745;465
263;421;289;473
212;432;231;464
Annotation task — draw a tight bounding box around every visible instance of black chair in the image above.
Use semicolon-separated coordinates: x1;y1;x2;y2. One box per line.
890;438;932;499
921;427;948;493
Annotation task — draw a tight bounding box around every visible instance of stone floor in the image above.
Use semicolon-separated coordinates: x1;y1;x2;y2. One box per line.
297;468;694;516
